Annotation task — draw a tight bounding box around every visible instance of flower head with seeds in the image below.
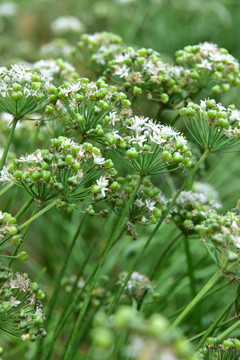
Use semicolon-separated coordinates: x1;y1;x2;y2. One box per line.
170;190;221;235
180;99;240;152
0;64;51;118
0;136;116;206
117;116;192;175
0;265;46;342
107;176;167;236
50;77;131;144
175;42;240;94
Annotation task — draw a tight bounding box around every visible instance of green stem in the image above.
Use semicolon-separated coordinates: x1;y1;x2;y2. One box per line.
108;150;209;315
43;215;114;360
62;176;143;360
188;317;235;342
45;216;84;327
0;117;18;171
19;201;57;230
169;269;221;329
150;232;182;280
217;319;240;342
184;235;197;299
36;217;85;360
196;298;235;350
15;198;34;219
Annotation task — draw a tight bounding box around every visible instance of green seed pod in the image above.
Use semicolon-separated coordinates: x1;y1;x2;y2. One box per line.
126;148;138;159
18;251;28;261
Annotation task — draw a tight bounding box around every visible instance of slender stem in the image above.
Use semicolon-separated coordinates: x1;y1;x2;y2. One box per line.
8;205;38;267
15;198;34;219
196;298;235;350
43;215;114;360
169;269;221;329
184;235;197;299
35;217;85;360
217;319;240;342
108;150;209;315
150;232;182;280
0;117;18;171
45;216;84;327
137;232;182;311
19;201;57;230
188;317;235;342
62;176;143;360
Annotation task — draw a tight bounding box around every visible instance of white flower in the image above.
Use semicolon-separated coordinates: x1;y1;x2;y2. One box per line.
0;166;13;182
113;64;130;78
0;2;17;17
96;176;109;197
18;152;43;163
9;296;21;309
145;199;156;211
134;199;144;207
230;109;240;122
51;16;84;34
197;59;212;70
93;153;105;165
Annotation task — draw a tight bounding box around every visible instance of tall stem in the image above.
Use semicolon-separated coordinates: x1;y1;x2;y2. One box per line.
108;150;209;314
62;176;143;360
169;269;221;329
43;215;114;360
0;117;18;171
19;201;57;230
45;216;84;327
217;319;240;342
196;298;235;350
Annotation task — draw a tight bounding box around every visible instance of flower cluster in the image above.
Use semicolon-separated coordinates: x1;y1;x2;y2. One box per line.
180;99;240;152
77;34;240;108
0;136;116;205
49;77;132;143
118;271;154;300
170;189;221;235
196;210;240;281
33;59;78;84
197;337;240;359
50;16;84;35
0;264;46;341
78;33;188;106
91;306;195;359
78;32;123;67
116;115;192;175
0;210;22;246
0;64;51;118
176;42;240;94
105;175;167;236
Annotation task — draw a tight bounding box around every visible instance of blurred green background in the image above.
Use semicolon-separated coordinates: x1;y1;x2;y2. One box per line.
1;0;240;62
